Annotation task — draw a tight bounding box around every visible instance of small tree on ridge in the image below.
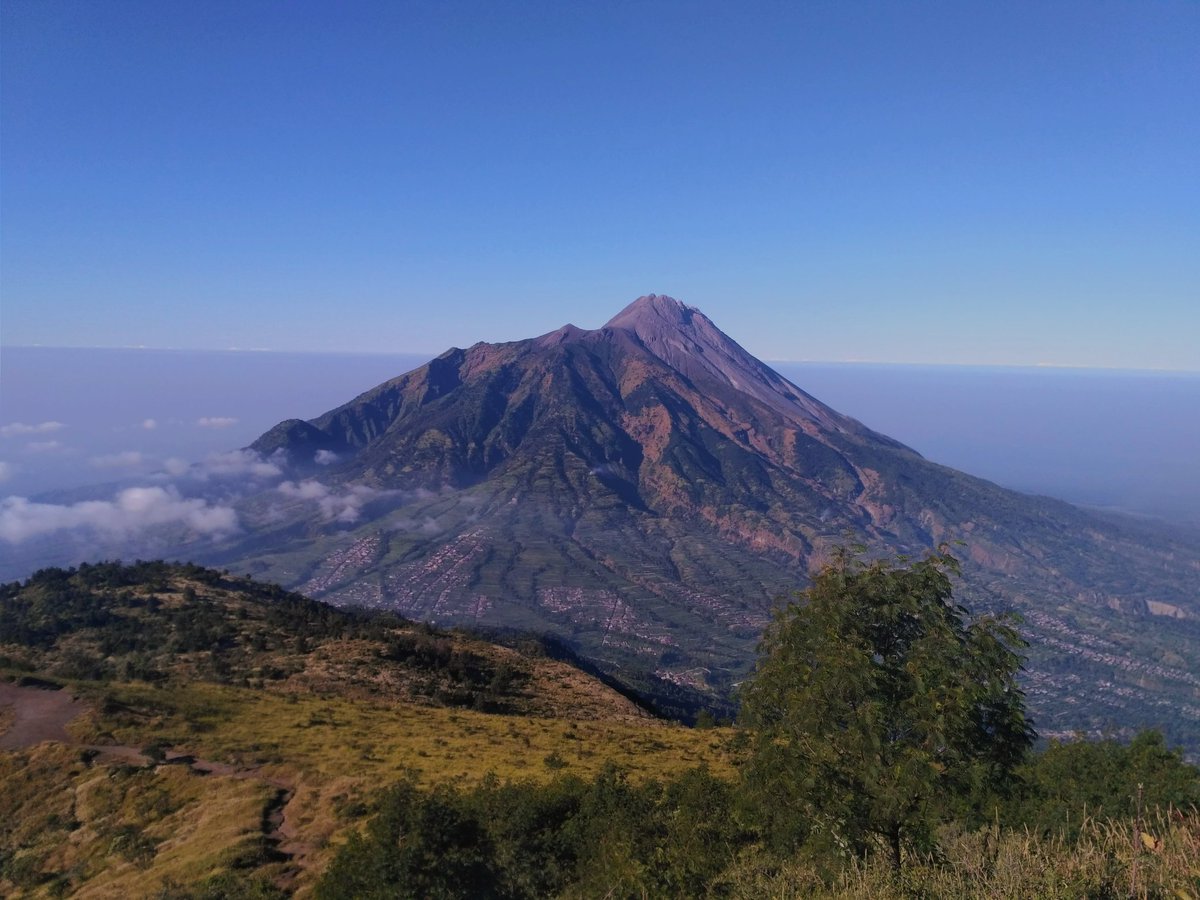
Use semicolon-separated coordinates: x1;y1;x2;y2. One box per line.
740;547;1034;870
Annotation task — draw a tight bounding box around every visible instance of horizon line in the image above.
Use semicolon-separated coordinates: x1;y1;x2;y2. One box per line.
3;343;1197;376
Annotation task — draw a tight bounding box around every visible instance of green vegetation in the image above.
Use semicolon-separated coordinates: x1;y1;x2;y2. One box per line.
315;765;742;899
1005;729;1200;838
2;558;1197;897
0;561;653;720
740;549;1032;867
311;741;1199;899
313;552;1199;897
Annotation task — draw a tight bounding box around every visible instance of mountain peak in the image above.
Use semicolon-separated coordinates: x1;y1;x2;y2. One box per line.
604;294;697;333
599;294;851;431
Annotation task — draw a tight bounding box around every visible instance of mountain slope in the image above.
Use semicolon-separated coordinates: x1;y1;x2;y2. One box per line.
228;295;1199;748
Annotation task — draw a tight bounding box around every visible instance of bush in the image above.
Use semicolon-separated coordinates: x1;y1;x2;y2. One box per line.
1004;730;1200;837
314;766;749;899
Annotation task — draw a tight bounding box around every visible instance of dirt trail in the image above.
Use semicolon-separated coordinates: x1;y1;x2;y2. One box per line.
1;681;308;880
0;680;85;750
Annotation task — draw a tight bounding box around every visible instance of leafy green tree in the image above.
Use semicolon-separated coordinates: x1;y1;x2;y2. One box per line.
740;548;1034;870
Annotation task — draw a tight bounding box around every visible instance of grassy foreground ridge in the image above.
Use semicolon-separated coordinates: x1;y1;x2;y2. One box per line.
0;561;1197;897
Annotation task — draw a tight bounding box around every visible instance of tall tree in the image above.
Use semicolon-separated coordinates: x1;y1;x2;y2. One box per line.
740;548;1034;869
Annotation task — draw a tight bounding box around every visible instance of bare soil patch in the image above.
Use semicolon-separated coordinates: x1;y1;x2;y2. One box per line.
0;680;84;750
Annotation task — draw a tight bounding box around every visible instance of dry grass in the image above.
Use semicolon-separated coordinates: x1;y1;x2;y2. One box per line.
74;680;735;787
50;678;737;895
5;682;1196;899
1;568;659;726
0;743;278;898
713;808;1200;899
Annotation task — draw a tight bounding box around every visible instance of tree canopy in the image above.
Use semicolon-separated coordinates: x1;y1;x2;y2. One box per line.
739;548;1035;869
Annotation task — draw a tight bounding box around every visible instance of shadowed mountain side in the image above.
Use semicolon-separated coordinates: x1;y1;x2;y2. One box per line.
230;295;1200;750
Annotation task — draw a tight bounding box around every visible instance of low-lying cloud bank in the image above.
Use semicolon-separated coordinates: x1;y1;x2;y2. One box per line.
187;449;283;480
0;486;239;544
155;449;283;482
0;449;360;580
0;421;65;437
277;479;383;523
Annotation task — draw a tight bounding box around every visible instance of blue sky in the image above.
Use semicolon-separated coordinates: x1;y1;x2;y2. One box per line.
2;0;1197;369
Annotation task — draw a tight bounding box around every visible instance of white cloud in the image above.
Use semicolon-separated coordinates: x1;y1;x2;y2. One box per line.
142;418;158;430
164;457;191;476
277;479;382;523
0;462;12;483
314;449;339;465
0;486;239;544
90;450;145;468
278;479;330;501
199;450;283;479
163;450;283;481
1;421;65;437
197;416;238;428
24;440;64;453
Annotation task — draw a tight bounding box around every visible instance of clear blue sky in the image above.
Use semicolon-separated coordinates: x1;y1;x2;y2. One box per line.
2;0;1197;368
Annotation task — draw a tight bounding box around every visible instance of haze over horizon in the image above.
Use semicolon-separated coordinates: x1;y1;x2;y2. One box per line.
6;334;1200;374
2;1;1197;370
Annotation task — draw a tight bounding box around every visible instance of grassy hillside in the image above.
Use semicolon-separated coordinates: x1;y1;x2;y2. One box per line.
0;562;734;896
3;562;1196;898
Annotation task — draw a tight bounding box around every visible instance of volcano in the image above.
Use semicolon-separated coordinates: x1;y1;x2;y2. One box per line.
229;295;1200;744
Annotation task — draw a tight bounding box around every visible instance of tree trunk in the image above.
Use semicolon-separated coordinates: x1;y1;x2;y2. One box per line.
889;825;902;872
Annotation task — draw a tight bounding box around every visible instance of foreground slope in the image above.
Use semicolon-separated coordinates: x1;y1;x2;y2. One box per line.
229;295;1199;747
4;565;1195;897
0;562;728;895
